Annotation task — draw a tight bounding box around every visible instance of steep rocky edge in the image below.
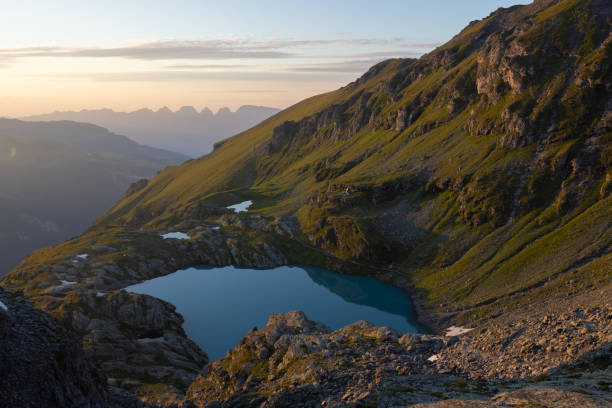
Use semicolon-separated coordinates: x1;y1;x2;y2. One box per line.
0;287;140;407
1;0;611;405
184;310;611;407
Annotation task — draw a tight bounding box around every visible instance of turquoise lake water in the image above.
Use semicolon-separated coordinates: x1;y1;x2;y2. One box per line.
126;265;424;359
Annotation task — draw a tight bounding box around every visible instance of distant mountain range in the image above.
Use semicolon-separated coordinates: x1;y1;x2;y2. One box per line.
0;118;187;275
23;105;281;157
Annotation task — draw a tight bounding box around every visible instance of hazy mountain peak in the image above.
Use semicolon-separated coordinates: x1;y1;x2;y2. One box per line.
177;106;198;115
216;107;232;116
156;106;172;114
133;108;154;114
22;104;281;157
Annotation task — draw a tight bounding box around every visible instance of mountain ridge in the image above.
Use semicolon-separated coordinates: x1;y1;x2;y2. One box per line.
23;105;281;157
27;104;278;117
87;0;610;327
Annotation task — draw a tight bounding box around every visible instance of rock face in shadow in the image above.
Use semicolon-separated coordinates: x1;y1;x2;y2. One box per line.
0;287;139;408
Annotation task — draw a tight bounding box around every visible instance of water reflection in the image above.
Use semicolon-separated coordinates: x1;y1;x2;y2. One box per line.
303;266;415;324
127;265;423;359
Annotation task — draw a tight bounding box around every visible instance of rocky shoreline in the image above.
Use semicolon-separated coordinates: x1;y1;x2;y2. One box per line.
0;221;315;404
2;218;611;406
183;305;611;407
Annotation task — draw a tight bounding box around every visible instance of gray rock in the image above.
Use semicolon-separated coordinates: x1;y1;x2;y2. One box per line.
0;287;139;407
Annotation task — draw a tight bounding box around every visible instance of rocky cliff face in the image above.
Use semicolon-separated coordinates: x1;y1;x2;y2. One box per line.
0;287;140;408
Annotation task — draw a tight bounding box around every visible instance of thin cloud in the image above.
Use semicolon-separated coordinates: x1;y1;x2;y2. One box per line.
0;44;292;61
166;60;386;73
229;89;289;93
398;42;442;49
331;50;425;59
29;70;359;83
0;38;437;62
165;64;246;69
286;60;381;73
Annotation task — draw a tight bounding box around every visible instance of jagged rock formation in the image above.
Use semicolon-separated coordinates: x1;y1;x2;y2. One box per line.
183;309;611;407
0;287;140;408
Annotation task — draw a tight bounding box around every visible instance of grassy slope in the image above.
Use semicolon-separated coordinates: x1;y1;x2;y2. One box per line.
11;0;612;325
94;60;408;228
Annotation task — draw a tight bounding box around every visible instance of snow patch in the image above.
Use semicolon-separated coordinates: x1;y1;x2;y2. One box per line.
445;326;473;336
60;280;77;285
0;300;8;313
427;354;439;362
212;226;220;230
227;200;252;213
76;254;88;260
96;292;105;297
161;232;190;240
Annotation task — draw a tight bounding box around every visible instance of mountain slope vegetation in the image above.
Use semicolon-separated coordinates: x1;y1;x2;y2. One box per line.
92;0;611;323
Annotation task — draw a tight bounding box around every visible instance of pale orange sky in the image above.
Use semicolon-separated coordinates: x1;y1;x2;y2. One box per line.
0;0;527;117
0;59;358;116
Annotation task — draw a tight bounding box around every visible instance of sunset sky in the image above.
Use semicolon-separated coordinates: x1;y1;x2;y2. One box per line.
1;0;528;117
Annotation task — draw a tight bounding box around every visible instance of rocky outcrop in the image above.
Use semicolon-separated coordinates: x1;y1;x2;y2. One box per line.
1;224;302;404
0;287;139;408
184;308;612;407
412;388;612;407
217;213;300;240
76;291;208;392
126;178;149;196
